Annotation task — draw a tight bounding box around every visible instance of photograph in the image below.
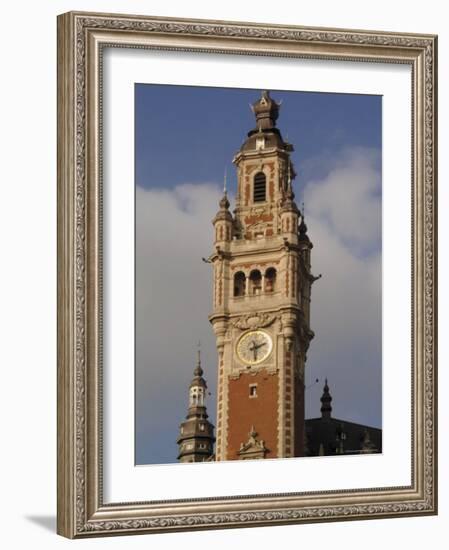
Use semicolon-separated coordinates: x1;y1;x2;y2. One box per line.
56;11;437;537
135;85;383;465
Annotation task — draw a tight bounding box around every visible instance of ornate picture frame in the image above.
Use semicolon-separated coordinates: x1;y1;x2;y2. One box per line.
57;11;437;538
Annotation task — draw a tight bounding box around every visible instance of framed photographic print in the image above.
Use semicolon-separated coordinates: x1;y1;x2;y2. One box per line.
57;11;438;538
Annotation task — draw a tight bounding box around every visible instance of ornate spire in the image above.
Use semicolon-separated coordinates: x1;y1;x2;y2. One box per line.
190;343;206;389
214;168;232;221
213;187;233;226
299;203;310;242
193;342;203;378
280;160;299;215
240;90;290;153
223;166;227;194
320;378;332;419
251;90;280;130
177;347;215;462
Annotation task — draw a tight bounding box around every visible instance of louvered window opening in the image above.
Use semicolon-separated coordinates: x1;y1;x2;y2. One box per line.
253;172;266;202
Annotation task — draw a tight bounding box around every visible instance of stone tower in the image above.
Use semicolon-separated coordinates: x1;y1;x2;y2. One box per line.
209;90;317;461
177;350;215;462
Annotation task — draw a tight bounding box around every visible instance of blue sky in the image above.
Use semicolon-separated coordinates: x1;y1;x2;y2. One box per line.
135;84;382;465
135;85;381;193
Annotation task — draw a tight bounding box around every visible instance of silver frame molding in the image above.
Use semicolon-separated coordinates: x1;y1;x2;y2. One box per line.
57;11;438;538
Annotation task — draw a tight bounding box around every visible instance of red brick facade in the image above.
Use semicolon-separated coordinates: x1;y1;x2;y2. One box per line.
226;370;279;460
294;375;305;456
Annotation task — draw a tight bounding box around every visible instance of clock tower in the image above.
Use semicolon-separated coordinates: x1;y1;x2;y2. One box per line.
209;91;317;461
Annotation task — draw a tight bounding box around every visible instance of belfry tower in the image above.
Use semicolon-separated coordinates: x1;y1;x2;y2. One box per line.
209;91;317;461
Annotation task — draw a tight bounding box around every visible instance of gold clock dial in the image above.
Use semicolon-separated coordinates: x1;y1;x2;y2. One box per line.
236;330;273;365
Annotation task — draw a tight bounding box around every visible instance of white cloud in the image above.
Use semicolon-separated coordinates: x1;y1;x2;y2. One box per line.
302;147;382;424
303;147;381;256
135;183;222;463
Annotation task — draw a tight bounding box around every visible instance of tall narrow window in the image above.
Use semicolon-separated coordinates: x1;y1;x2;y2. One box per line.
253;172;266;202
234;271;246;297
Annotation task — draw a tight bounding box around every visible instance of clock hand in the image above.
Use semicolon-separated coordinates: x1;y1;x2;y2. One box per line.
249;340;258;361
251;340;261;350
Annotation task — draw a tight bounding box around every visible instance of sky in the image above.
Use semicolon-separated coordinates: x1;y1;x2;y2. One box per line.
135;84;382;465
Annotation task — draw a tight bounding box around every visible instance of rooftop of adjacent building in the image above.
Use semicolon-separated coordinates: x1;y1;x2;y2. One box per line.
305;379;382;456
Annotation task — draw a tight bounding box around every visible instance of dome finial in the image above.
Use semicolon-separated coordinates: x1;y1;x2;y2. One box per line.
219;192;230;211
193;341;204;378
219;167;230;209
213;173;233;223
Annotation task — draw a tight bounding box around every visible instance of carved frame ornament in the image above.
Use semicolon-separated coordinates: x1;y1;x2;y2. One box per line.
57;11;437;538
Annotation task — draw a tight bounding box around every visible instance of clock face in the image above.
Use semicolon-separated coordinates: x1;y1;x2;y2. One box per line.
236;330;273;365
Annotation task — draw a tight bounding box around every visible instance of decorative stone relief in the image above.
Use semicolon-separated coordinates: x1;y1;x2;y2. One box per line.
231;313;278;330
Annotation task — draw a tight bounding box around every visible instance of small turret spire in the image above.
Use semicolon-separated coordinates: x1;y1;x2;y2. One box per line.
299;204;310;242
193;341;203;378
218;169;230;211
212;171;233;240
320;378;332;419
281;160;297;213
177;347;215;462
286;161;295;198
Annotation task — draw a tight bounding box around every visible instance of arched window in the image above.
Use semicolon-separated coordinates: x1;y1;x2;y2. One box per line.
265;267;277;293
249;270;262;295
234;271;246;297
253;172;266;203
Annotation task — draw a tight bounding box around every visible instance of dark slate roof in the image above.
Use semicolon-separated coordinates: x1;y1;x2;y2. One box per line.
177;413;215;444
189;355;208;388
240;127;288;152
305;417;382;457
239;91;293;154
